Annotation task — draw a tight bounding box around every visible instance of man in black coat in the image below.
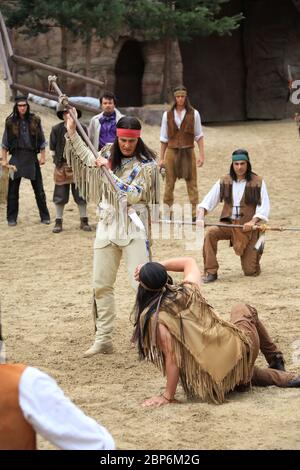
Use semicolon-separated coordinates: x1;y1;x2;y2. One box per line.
1;96;50;226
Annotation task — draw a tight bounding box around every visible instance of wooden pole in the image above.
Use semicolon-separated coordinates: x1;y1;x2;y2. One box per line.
48;75;124;197
12;54;104;87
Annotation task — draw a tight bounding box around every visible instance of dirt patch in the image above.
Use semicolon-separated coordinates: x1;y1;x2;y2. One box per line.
1;76;300;449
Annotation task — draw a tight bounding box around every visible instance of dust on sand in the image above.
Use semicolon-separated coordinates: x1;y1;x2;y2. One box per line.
1;87;300;449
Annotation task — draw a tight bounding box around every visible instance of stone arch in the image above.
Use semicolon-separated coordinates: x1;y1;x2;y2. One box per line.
114;40;144;106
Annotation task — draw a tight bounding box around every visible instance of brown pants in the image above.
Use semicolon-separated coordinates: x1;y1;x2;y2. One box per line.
230;303;294;387
203;226;261;276
163;148;199;218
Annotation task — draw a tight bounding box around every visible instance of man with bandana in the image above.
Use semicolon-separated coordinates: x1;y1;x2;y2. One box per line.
65;113;159;357
1;95;50;226
159;85;205;221
88;91;123;151
197;149;270;283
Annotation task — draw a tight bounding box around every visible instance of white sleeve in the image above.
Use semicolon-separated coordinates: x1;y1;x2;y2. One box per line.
19;367;115;450
198;180;221;213
88;116;96;141
254;180;270;221
160;111;168;143
194;110;204;141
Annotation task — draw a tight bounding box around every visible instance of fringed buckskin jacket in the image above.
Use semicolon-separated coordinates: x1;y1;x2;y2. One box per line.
65;133;160;248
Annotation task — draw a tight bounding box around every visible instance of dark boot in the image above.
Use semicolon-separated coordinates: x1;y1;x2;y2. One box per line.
268;354;285;371
202;272;218;284
287;376;300;387
80;217;92;232
52;218;63;233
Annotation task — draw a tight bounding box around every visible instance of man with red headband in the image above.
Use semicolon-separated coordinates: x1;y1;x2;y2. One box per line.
159;85;205;221
65;114;159;357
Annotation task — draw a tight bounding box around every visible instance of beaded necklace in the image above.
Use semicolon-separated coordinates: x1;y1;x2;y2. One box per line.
120;156;136;169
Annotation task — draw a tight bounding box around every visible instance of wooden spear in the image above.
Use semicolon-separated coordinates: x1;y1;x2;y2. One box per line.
47;75;137;225
156;220;300;231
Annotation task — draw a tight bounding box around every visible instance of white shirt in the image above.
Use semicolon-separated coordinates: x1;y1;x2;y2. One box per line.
160;109;204;143
198;179;270;221
19;367;115;450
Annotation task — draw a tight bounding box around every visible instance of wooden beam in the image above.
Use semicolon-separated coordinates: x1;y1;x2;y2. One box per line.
12;54;104;87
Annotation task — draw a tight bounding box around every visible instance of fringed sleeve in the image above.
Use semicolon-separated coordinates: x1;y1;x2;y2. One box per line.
64;132;118;207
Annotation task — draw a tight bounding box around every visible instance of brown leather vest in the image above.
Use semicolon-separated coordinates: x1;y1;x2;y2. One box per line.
167;109;195;148
219;174;262;224
0;364;36;450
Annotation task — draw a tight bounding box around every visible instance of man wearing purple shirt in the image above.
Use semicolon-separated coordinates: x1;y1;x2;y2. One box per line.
88;91;123;151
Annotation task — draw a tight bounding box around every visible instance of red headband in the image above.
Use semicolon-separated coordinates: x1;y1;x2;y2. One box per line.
117;128;141;138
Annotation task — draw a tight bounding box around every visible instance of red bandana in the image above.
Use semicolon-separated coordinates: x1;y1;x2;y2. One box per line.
117;128;141;138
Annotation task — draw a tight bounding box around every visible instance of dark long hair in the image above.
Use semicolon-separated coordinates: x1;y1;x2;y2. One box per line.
109;116;156;171
171;85;193;112
10;99;31;122
135;262;169;315
131;262;174;355
230;149;253;182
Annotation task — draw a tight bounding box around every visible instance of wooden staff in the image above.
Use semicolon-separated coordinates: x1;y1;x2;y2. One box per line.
47;75;128;216
157;220;300;232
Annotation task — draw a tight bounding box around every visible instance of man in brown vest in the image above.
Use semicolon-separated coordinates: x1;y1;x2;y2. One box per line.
197;149;270;283
159;85;205;220
0;363;115;450
0;327;115;449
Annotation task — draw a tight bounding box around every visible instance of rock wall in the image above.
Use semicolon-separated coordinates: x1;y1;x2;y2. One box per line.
181;0;300;121
8;0;300;121
244;0;300;119
11;28;172;107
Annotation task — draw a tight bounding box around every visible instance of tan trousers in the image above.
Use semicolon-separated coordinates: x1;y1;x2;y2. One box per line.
230;303;294;387
92;239;149;344
203;226;261;276
163;148;199;218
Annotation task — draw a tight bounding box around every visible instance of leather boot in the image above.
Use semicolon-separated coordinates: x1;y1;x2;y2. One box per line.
52;218;63;233
80;217;92;231
202;272;218;283
83;340;113;357
268;354;285;371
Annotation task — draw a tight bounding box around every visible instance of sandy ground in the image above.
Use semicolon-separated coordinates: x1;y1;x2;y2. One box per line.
1;71;300;450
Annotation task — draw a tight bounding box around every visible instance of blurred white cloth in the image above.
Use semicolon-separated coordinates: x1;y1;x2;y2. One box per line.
19;366;115;450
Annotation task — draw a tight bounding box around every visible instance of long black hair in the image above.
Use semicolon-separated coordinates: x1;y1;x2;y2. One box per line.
10;98;31;122
171;85;193;112
109;116;156;171
230;149;253;182
137;262;169;312
131;262;173;355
